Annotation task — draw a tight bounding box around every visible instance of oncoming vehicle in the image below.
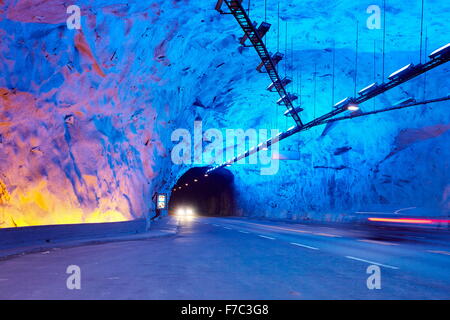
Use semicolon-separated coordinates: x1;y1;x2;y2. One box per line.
174;206;196;221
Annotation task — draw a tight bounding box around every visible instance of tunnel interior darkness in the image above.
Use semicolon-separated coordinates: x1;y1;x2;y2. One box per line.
169;167;235;217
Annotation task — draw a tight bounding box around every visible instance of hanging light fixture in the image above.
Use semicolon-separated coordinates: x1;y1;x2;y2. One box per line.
347;104;360;111
429;43;450;60
388;63;415;80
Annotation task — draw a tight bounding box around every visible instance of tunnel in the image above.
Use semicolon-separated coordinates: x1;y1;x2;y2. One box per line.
0;0;448;229
1;0;450;301
169;167;236;217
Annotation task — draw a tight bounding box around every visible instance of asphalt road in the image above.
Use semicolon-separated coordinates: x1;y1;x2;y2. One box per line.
0;216;449;299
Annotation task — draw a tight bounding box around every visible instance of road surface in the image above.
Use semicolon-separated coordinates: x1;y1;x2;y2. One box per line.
1;216;449;299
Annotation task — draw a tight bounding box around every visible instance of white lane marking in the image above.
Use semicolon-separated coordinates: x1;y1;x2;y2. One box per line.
290;242;319;250
239;230;250;234
213;224;220;227
223;227;232;230
345;256;399;270
258;235;275;240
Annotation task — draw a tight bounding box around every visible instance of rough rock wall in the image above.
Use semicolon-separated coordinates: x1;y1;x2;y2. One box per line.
229;1;450;220
0;0;449;227
0;0;181;227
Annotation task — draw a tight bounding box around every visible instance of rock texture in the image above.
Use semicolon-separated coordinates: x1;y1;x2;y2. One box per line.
0;0;448;227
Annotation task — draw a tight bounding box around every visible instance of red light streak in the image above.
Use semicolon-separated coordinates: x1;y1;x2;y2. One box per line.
368;217;450;224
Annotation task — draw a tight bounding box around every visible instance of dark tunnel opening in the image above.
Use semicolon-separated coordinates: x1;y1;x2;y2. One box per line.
169;167;236;217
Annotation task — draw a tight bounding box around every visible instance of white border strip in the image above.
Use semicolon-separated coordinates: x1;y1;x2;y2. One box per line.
258;235;275;240
290;242;319;250
345;256;399;270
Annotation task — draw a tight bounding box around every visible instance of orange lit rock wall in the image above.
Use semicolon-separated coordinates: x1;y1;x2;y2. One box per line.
1;0;449;227
0;1;178;227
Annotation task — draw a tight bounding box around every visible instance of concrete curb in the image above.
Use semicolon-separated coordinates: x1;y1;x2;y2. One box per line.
0;219;179;261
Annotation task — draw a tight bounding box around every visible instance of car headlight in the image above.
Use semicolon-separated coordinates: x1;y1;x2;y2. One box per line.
177;208;186;216
186;208;193;216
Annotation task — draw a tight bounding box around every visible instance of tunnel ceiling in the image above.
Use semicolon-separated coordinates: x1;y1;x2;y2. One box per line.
0;0;449;227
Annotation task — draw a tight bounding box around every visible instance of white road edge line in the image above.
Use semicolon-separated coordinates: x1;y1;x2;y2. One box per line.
345;256;399;270
239;231;250;234
290;242;319;250
258;235;275;240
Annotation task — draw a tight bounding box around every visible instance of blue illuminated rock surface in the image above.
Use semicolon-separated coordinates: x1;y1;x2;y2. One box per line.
0;0;448;227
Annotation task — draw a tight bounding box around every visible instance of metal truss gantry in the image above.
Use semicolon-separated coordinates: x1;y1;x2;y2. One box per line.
208;1;450;174
218;0;304;127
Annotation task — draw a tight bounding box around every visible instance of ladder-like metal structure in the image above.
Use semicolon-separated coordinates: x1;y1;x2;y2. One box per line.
206;47;449;174
220;0;303;127
207;1;450;175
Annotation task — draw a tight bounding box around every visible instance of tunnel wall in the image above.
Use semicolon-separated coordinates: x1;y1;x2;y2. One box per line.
0;0;183;227
209;1;449;221
230;47;449;221
0;0;449;227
